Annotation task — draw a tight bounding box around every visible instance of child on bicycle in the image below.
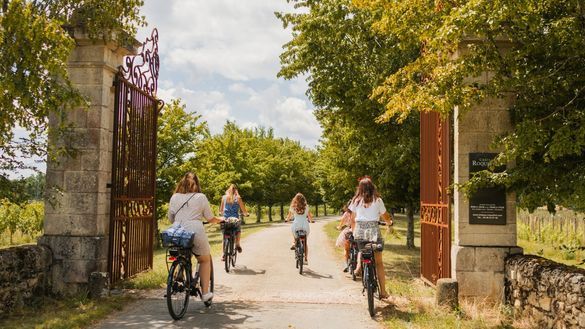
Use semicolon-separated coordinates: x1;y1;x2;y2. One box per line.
285;193;314;265
335;202;354;272
219;184;249;260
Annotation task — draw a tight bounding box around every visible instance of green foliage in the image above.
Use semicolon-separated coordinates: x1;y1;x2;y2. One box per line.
357;0;585;211
0;199;43;245
0;0;145;181
156;99;209;222
278;0;420;246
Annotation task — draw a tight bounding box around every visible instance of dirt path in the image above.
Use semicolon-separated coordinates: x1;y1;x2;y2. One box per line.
93;217;383;329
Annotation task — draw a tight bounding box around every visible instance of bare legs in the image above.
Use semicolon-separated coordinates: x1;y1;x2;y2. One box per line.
196;254;212;294
374;251;388;298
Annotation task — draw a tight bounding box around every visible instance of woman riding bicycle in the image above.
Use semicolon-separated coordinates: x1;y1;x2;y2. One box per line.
219;184;249;260
168;172;223;303
348;176;393;299
285;193;315;265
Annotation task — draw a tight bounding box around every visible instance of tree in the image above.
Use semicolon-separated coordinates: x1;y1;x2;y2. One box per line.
358;0;585;212
278;0;420;247
156;99;209;223
0;0;145;185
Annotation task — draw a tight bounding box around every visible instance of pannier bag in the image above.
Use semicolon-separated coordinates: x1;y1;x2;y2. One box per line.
161;225;195;248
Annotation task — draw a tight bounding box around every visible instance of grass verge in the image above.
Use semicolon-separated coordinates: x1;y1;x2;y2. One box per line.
324;215;517;329
0;294;135;329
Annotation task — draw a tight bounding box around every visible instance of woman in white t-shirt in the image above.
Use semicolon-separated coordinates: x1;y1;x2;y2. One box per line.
348;176;393;299
168;172;224;303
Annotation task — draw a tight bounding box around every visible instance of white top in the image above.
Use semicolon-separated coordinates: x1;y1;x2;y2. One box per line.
349;198;387;222
168;193;214;231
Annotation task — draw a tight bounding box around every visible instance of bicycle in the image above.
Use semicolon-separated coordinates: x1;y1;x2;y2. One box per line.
222;217;241;273
357;221;389;317
162;230;214;320
294;229;307;275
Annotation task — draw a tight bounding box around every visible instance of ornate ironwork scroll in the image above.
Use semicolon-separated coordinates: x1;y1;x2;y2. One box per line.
119;28;160;97
108;29;161;285
420;111;451;285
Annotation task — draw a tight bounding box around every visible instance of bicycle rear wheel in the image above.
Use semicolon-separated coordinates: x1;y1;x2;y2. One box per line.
230;236;237;267
298;240;304;275
166;260;190;320
223;237;231;273
365;265;375;317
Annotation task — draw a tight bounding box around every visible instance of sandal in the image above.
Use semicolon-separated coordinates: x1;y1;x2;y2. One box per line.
236;245;242;253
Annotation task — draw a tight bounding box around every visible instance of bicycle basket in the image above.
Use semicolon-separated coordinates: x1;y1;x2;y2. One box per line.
160;225;195;248
223;217;241;230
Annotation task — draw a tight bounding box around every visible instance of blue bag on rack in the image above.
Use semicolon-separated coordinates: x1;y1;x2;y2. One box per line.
161;225;195;248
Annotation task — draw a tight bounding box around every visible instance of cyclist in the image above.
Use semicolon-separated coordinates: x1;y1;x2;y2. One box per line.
285;193;315;265
335;202;354;272
219;184;249;260
348;176;393;299
168;172;223;303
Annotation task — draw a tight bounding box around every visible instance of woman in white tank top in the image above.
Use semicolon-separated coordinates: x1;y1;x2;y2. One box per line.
285;193;314;265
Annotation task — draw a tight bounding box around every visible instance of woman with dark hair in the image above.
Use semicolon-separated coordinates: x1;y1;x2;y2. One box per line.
285;193;315;264
349;176;393;299
168;172;223;303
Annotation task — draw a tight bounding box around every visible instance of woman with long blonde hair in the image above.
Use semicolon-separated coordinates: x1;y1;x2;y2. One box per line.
168;172;223;303
285;193;315;264
219;184;249;258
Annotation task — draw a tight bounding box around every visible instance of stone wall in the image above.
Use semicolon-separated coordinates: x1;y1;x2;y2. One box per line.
506;254;585;328
0;245;52;315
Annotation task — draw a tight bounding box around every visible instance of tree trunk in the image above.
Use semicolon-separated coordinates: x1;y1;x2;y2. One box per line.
240;211;246;225
256;205;262;223
406;205;415;249
268;205;273;221
324;204;327;216
315;204;319;217
280;203;284;221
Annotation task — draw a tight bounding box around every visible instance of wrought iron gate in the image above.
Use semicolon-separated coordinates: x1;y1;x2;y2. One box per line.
420;111;451;285
108;29;162;285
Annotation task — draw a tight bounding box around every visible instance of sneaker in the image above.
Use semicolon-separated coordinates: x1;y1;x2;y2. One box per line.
221;255;225;261
290;245;295;250
201;292;213;302
236;245;242;253
343;265;349;273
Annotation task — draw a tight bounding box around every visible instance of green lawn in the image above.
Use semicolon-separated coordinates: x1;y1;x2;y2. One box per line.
324;215;516;329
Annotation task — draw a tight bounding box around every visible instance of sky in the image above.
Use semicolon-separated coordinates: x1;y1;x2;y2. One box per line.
136;0;321;148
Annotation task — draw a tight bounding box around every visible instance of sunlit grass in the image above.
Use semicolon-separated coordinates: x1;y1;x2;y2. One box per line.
0;293;134;329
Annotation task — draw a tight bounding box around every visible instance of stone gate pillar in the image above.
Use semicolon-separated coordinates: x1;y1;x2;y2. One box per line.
451;38;522;301
39;31;135;295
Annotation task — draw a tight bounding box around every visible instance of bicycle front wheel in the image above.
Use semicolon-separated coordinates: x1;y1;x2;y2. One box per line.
166;260;190;320
230;236;237;267
223;237;231;273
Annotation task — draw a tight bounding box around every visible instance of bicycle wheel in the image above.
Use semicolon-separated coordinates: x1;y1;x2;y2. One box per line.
201;258;214;307
166;260;190;320
230;236;237;267
223;237;231;273
298;239;304;275
366;265;375;317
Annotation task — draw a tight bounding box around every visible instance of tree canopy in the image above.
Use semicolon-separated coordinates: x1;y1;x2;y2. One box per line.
0;0;145;180
278;0;420;247
356;0;585;212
